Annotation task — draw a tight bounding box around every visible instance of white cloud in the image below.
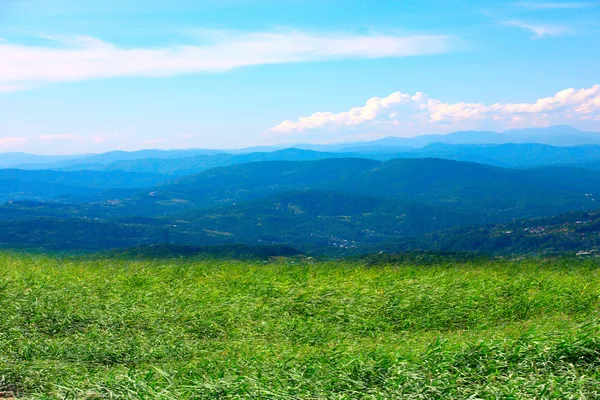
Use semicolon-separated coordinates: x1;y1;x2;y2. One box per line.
514;1;598;9
0;133;108;149
0;83;28;94
266;85;600;138
91;134;123;144
502;20;570;38
0;29;457;93
38;134;82;141
0;136;29;148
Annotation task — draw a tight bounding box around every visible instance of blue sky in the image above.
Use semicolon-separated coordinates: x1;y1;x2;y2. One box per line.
0;0;598;154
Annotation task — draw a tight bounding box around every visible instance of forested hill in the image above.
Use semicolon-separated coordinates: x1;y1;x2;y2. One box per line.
0;156;599;254
122;158;599;219
0;169;168;203
379;210;600;256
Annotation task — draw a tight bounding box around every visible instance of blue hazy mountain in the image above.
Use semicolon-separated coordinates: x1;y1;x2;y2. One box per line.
364;143;600;168
4;125;599;170
50;143;600;175
58;148;361;175
0;169;168;203
11;149;225;170
0;152;90;168
320;126;600;150
57;158;597;222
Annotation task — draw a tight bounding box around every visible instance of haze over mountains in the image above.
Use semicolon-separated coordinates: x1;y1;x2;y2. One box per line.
1;125;600;255
3;126;600;169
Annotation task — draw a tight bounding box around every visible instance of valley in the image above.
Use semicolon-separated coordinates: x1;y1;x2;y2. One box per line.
1;127;600;257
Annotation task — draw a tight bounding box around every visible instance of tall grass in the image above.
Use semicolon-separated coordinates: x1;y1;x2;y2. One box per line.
1;252;600;398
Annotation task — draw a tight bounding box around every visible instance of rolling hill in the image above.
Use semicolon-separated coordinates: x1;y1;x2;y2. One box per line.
5;126;600;172
329;158;600;218
0;169;168;203
0;190;480;251
166;190;478;249
296;126;600;150
378;209;600;256
359;143;600;168
1;157;599;252
11;148;224;170
59;148;361;175
25;143;600;178
117;158;599;221
0;152;88;168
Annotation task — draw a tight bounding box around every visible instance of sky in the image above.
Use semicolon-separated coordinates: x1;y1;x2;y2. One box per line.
0;0;599;154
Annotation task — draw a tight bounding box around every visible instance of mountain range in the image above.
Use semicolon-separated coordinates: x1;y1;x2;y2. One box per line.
4;126;600;170
1;125;600;255
0;157;599;254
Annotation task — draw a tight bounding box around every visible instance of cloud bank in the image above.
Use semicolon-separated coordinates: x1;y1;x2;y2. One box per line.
266;85;600;138
0;30;457;93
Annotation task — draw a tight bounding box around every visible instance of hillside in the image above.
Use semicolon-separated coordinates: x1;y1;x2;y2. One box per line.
379;210;600;256
0;168;166;188
13;148;225;170
168;191;479;249
60;148;360;176
0;190;474;251
3;254;600;398
361;143;600;168
50;143;600;176
5;204;600;256
1;157;599;252
124;158;381;214
0;169;169;203
0;179;103;204
331;158;599;218
128;158;598;220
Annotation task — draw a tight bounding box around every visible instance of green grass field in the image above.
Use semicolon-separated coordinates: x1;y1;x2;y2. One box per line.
2;253;600;399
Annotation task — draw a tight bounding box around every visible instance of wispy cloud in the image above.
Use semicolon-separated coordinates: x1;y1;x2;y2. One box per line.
0;133;118;149
0;83;28;94
265;85;600;139
502;20;570;38
514;1;598;9
38;134;82;141
0;29;459;93
0;136;29;148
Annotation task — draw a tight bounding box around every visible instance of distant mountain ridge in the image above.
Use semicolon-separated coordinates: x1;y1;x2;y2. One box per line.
12;149;225;170
6;157;598;222
59;148;360;176
3;125;599;170
0;152;90;168
295;125;600;151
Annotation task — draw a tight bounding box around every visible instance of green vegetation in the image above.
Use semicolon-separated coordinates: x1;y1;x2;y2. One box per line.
387;210;600;255
2;252;600;398
2;196;600;257
135;158;600;218
2;157;600;255
103;244;303;259
0;169;167;203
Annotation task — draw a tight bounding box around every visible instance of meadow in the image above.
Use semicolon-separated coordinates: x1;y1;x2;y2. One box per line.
1;252;600;399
